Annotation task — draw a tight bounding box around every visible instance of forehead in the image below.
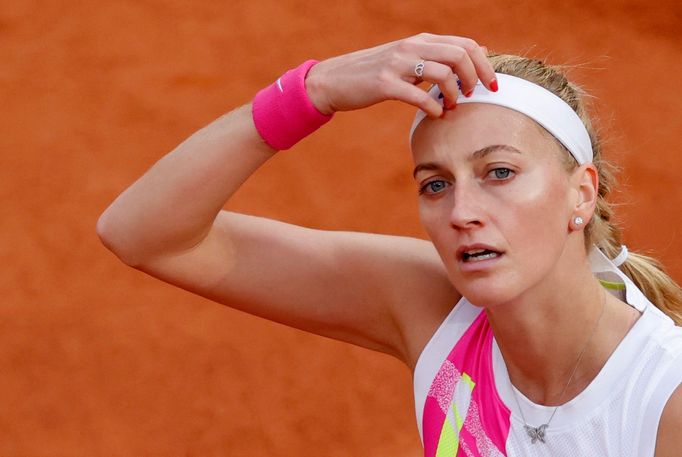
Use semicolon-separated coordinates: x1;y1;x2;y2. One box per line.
410;104;557;162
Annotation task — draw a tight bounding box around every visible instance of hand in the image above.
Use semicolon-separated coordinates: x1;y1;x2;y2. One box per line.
305;33;496;118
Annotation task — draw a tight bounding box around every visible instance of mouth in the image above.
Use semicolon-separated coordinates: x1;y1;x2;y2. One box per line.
458;246;504;263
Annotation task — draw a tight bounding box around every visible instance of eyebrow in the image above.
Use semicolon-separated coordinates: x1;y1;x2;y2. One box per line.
412;144;523;178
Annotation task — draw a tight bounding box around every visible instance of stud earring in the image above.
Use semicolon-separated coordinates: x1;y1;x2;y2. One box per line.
574;216;584;226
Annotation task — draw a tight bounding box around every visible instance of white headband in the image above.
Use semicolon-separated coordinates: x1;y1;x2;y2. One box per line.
409;73;594;164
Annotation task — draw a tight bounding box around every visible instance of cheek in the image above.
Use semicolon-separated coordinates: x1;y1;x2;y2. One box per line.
502;170;571;249
418;204;445;244
418;203;456;265
417;170;571;256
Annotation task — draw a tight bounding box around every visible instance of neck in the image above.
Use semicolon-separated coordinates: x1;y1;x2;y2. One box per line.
485;253;639;406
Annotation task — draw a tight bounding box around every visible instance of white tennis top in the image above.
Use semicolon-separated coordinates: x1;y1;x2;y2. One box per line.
413;249;682;456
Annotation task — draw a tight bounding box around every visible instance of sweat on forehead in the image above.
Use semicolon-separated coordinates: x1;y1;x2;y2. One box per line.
409;73;593;165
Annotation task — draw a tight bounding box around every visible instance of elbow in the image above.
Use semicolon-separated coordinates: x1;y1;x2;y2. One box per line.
95;211;117;253
96;210;142;268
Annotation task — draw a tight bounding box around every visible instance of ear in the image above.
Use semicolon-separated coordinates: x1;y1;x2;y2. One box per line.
569;163;599;231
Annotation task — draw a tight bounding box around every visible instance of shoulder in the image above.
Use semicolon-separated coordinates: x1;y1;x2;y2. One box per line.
655;382;682;457
614;306;682;456
651;315;682;456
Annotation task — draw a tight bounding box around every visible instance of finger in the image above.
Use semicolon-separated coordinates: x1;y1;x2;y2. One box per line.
417;60;459;109
417;43;479;97
419;35;497;91
466;43;497;92
386;80;443;118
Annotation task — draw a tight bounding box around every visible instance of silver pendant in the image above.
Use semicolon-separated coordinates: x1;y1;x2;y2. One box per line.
524;424;548;444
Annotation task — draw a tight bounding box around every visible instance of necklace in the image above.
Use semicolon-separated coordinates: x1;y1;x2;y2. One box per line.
510;289;607;444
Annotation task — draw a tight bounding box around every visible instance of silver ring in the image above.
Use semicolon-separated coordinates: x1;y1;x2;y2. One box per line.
414;60;425;78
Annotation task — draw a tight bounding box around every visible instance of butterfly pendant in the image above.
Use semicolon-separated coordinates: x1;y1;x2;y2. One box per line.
524;424;548;444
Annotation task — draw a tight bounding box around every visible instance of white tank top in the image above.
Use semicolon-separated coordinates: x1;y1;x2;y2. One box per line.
412;249;682;457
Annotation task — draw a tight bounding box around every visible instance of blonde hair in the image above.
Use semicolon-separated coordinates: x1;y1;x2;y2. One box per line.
488;54;682;325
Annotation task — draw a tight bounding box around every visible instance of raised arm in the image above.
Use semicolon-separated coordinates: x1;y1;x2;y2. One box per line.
96;33;496;367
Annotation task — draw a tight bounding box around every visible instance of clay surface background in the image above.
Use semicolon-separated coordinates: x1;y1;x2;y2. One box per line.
2;1;681;455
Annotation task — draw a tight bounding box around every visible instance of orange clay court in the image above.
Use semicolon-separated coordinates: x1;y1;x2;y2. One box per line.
1;1;681;455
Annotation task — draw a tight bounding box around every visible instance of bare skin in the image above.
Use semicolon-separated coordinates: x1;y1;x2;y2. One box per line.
412;104;644;405
97;103;458;361
96;33;679;454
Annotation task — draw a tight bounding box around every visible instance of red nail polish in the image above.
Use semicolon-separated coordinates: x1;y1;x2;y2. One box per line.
465;89;474;98
490;78;498;92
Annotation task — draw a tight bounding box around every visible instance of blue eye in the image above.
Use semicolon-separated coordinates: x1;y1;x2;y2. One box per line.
490;168;513;180
419;180;449;195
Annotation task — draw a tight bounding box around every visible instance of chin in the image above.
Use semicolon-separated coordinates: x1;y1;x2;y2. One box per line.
462;291;509;309
451;276;521;308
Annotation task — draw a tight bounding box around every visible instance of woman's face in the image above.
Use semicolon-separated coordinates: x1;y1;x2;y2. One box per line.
411;104;579;306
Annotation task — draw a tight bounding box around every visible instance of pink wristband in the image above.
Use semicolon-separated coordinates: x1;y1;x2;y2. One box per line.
252;60;334;151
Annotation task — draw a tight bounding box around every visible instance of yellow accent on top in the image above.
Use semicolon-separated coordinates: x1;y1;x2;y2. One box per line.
600;279;626;291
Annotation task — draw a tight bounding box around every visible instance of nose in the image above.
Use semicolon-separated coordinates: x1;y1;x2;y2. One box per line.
449;179;484;230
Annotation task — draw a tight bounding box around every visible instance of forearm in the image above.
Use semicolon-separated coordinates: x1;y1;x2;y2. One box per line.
97;103;275;265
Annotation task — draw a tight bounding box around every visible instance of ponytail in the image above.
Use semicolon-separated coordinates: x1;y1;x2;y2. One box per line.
602;240;682;325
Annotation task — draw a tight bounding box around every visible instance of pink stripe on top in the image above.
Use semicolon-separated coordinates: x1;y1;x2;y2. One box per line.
422;311;511;456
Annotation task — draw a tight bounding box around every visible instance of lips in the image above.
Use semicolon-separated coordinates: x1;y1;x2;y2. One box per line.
457;244;504;263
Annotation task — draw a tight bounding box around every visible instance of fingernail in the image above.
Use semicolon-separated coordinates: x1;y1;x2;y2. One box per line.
490;78;498;92
444;97;456;109
465;89;474;98
439;105;455;118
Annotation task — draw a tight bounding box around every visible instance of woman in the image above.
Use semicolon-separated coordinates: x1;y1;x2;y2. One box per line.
97;33;682;456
